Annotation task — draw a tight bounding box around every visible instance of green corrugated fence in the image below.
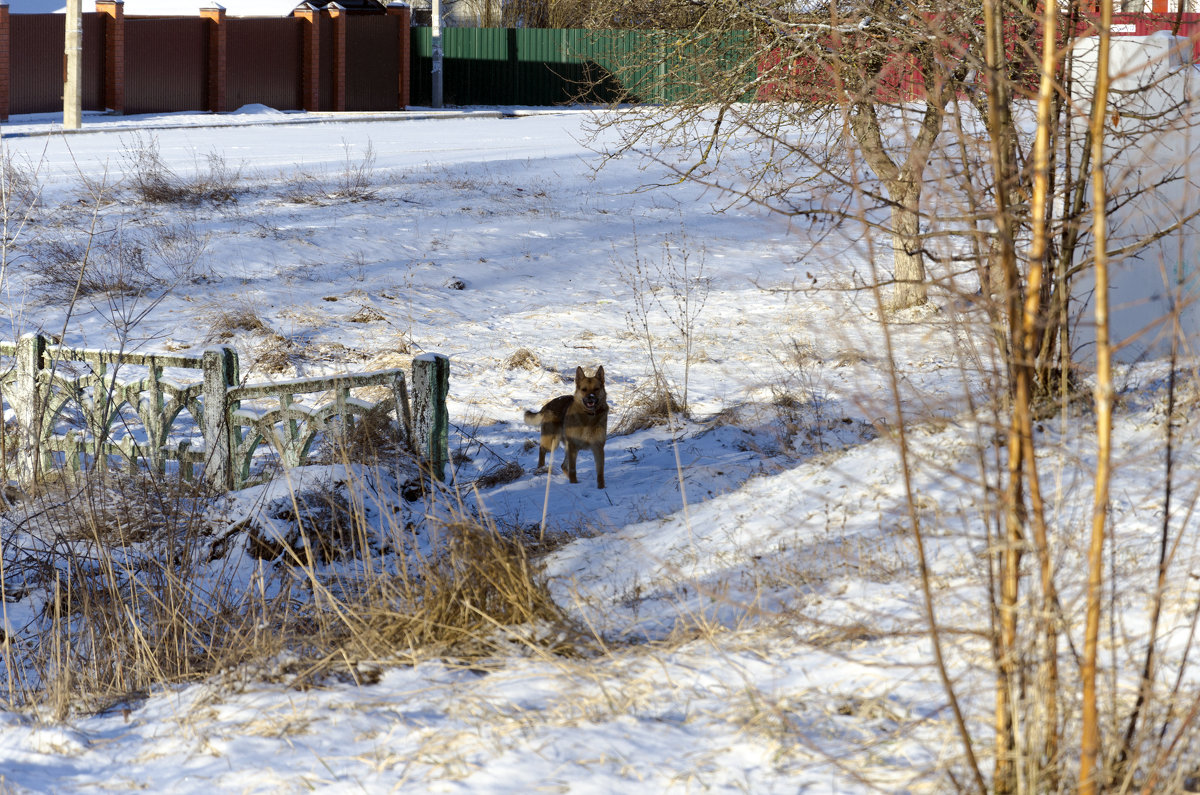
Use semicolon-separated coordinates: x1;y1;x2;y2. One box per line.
410;28;753;107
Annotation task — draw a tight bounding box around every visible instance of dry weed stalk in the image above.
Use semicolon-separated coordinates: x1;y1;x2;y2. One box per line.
0;448;586;717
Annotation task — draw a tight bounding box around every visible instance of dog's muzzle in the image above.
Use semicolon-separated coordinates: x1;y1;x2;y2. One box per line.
582;395;599;413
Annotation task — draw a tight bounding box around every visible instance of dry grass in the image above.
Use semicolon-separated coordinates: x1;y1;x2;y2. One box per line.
0;149;42;219
204;299;274;342
28;221;207;303
613;374;686;434
330;401;411;465
340;514;582;660
121;133;240;206
279;141;378;205
473;460;524;489
503;347;545;371
0;459;585;718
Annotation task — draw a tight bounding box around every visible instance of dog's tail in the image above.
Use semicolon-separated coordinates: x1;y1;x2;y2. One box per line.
522;409;543;427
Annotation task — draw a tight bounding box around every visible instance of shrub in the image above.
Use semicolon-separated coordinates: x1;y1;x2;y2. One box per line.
121;133;240;206
0;466;583;717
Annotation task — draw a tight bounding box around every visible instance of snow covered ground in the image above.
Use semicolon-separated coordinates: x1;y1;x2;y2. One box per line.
0;105;1195;792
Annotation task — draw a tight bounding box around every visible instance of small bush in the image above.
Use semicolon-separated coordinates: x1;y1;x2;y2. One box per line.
0;149;41;220
251;334;297;375
333;140;377;201
28;221;207;303
31;235;160;301
614;374;685;434
279;140;377;204
205;300;273;342
121;133;240;206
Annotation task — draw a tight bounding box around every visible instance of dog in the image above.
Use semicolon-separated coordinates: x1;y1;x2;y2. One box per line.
523;366;608;489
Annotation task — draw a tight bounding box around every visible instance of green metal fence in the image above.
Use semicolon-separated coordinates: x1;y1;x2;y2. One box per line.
409;28;752;107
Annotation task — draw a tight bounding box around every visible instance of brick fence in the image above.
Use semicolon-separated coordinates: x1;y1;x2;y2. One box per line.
0;3;411;121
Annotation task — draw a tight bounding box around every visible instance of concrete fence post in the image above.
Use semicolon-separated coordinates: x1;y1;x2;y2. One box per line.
412;353;449;483
14;333;45;487
202;346;238;490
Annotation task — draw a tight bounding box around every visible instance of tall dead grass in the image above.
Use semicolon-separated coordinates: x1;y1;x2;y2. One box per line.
0;455;583;719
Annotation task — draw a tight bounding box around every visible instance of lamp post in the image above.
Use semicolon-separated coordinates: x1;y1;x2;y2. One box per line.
431;0;443;108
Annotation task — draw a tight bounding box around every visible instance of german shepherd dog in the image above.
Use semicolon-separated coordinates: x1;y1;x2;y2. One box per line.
523;366;608;489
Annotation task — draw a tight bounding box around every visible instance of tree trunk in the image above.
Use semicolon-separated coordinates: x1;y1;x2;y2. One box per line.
890;183;928;308
848;99;943;311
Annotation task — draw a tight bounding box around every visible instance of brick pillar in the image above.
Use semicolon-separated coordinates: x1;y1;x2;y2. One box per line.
327;3;345;112
387;2;411;110
201;6;227;113
95;0;124;114
0;3;9;123
294;3;321;111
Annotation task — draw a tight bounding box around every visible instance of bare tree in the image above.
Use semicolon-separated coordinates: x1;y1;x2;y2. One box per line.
588;0;995;309
593;0;1200;791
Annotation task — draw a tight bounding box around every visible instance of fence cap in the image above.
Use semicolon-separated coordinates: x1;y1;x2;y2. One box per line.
413;352;449;362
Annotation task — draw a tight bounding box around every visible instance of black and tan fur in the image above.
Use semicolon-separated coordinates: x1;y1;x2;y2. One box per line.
523;366;608;489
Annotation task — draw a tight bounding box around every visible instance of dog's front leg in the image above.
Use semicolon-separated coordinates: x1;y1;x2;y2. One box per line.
563;442;579;483
594;444;605;489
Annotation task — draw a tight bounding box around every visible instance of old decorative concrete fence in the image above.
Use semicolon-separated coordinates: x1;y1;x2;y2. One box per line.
0;334;449;491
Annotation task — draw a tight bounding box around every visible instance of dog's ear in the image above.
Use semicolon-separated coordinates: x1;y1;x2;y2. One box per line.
575;365;584;382
595;365;605;383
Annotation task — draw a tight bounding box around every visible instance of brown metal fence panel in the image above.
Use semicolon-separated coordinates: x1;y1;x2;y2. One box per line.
82;13;106;111
346;15;399;111
124;17;207;115
10;14;63;115
227;17;304;111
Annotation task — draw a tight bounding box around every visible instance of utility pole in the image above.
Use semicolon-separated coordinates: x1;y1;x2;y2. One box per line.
431;0;443;108
64;0;83;129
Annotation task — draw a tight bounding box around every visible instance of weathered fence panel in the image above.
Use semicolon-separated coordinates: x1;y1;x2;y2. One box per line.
227;17;305;111
227;368;413;488
124;17;208;114
0;335;440;493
